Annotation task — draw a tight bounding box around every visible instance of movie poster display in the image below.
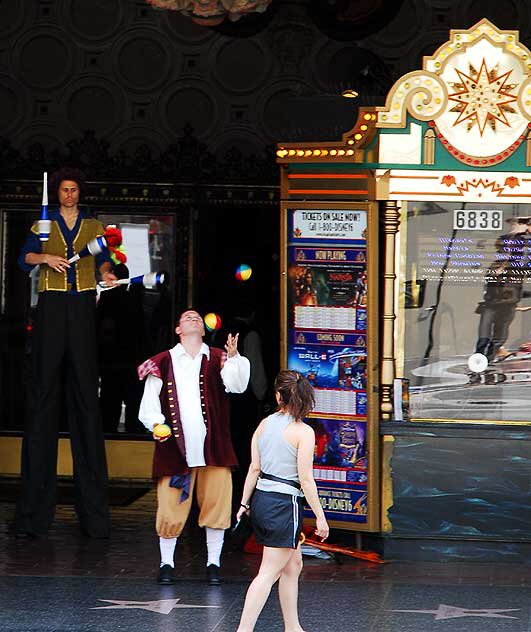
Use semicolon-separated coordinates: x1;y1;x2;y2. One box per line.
287;331;367;416
282;202;378;530
287;246;367;331
310;417;369;522
400;200;531;422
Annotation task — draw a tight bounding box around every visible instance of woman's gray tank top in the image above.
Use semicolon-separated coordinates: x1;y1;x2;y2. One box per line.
256;412;303;497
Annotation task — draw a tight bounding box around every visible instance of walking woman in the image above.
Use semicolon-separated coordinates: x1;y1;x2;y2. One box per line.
236;370;329;632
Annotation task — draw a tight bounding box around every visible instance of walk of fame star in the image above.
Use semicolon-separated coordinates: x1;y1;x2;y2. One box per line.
448;59;518;135
91;598;220;615
390;603;520;620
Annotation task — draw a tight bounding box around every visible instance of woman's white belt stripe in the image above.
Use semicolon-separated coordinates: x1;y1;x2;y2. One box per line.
291;495;298;548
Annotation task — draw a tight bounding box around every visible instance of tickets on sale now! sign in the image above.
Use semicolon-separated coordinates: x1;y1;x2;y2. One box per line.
291;209;367;242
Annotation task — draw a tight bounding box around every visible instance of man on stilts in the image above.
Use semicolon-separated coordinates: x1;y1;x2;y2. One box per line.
16;168;116;539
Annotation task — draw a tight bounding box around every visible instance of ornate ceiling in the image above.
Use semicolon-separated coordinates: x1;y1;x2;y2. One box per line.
3;0;531;183
145;0;272;27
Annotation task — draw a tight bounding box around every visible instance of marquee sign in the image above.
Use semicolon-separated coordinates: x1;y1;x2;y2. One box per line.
376;19;531;167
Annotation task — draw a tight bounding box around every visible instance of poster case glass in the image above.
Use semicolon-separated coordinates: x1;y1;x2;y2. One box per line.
281;201;379;531
399;200;531;424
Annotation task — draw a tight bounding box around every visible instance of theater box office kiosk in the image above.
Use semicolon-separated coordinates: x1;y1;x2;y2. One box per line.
278;19;531;557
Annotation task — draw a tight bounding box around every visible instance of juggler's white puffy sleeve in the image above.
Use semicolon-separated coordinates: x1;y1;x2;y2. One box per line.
138;374;166;432
221;352;250;393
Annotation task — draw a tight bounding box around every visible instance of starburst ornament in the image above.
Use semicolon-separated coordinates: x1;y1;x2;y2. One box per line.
448;59;518;135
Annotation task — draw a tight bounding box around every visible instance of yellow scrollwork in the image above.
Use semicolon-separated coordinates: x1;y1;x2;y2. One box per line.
377;71;447;128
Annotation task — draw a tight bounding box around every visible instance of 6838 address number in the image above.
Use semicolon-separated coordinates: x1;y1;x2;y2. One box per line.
453;209;503;230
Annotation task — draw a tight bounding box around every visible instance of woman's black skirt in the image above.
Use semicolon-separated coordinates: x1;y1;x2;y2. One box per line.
251;488;304;549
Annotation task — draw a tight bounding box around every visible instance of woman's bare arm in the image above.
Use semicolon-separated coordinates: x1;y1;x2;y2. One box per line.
297;424;329;540
236;420;265;521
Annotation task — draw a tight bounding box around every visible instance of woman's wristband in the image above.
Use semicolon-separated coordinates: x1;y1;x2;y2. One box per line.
240;502;250;510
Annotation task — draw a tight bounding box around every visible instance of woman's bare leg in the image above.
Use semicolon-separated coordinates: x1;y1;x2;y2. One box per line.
279;547;305;632
237;546;293;632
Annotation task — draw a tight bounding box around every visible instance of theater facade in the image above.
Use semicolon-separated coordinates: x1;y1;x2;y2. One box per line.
277;19;531;558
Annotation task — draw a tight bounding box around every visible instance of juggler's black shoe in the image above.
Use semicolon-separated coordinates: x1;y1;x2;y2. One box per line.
157;564;175;585
206;564;222;585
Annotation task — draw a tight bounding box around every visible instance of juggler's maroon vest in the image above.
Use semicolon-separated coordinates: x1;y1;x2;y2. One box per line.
138;348;238;479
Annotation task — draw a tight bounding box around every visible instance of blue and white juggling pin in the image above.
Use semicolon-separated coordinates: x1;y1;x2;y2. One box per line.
98;271;165;291
38;172;51;242
111;271;165;289
124;272;165;289
68;235;107;263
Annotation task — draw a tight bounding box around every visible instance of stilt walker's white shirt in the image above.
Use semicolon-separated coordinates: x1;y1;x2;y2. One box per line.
139;343;250;467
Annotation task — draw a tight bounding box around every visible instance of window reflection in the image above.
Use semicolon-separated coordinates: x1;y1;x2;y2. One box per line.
401;201;531;422
96;214;175;435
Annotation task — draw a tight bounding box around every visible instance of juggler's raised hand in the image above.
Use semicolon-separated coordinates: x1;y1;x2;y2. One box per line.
225;333;239;358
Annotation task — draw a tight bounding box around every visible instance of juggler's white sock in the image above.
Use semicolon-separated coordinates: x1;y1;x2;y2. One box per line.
205;527;224;567
159;536;177;567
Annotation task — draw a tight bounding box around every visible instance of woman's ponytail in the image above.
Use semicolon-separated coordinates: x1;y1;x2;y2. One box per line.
274;370;315;420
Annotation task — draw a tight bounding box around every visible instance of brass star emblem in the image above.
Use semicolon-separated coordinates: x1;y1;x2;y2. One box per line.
448;59;518;135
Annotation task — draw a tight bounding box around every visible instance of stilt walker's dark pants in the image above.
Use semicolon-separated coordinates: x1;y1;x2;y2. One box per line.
16;291;110;537
475;304;517;361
